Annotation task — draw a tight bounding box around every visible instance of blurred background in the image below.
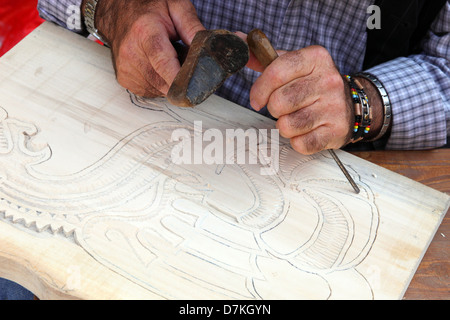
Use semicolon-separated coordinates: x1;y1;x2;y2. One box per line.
0;0;44;57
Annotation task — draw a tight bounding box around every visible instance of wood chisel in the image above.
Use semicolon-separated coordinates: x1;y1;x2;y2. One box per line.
247;29;360;194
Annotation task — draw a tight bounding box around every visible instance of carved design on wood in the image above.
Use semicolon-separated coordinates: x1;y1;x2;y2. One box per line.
0;96;379;299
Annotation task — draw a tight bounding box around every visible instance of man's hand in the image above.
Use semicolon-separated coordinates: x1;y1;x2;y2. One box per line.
83;0;205;97
249;45;355;155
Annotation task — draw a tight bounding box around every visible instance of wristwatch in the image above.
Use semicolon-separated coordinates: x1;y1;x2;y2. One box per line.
84;0;109;46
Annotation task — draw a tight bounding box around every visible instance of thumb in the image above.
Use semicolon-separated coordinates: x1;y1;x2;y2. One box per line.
168;0;206;45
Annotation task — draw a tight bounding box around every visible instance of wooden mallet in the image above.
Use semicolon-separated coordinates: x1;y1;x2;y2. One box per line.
167;30;249;107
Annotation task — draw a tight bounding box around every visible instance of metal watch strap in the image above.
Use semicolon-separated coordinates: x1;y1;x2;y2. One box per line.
84;0;109;46
355;72;392;142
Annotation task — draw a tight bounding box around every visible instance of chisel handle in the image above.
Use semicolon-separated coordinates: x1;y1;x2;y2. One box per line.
247;29;279;67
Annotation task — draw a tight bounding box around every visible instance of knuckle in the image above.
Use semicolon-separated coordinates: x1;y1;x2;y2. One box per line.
277;108;317;139
303;134;323;154
309;45;328;58
291;108;315;131
117;42;136;62
281;79;313;108
281;81;299;107
265;66;284;86
325;73;344;90
290;137;310;155
131;18;147;35
276;117;291;138
291;130;329;155
280;50;305;73
304;138;323;154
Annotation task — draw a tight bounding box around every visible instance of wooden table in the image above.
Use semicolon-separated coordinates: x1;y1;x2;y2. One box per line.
352;149;450;299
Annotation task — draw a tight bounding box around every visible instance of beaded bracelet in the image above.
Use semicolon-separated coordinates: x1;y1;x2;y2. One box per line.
344;75;372;143
355;72;392;142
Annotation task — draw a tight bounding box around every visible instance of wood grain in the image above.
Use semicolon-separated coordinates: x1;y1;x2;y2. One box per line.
352;150;450;300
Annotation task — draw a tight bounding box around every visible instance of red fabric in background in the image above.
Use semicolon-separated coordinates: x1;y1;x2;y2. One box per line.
0;0;44;56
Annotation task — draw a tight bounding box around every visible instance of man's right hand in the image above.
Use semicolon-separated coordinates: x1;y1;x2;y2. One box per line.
83;0;205;97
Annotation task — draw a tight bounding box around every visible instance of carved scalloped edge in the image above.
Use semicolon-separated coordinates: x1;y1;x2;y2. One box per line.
0;205;77;239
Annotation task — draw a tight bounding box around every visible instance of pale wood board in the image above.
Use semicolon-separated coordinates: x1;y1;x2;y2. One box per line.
0;23;448;300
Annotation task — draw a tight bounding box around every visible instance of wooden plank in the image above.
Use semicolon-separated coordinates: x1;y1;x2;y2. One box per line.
0;22;449;300
352;150;450;299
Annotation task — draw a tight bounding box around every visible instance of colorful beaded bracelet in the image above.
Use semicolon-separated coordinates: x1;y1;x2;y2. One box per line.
355;72;392;142
344;75;372;143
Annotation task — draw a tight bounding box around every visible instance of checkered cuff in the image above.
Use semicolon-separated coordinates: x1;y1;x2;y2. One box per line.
366;56;449;150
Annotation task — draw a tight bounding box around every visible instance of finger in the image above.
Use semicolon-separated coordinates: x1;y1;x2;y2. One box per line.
289;126;333;155
266;75;321;119
113;40;165;98
276;104;320;139
140;23;182;94
247;49;287;73
124;78;163;98
116;17;181;95
250;46;323;111
132;64;166;97
168;0;206;45
116;65;164;97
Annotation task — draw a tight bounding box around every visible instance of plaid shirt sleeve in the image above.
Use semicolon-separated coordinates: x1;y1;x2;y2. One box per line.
36;0;449;150
37;0;85;34
366;2;450;150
